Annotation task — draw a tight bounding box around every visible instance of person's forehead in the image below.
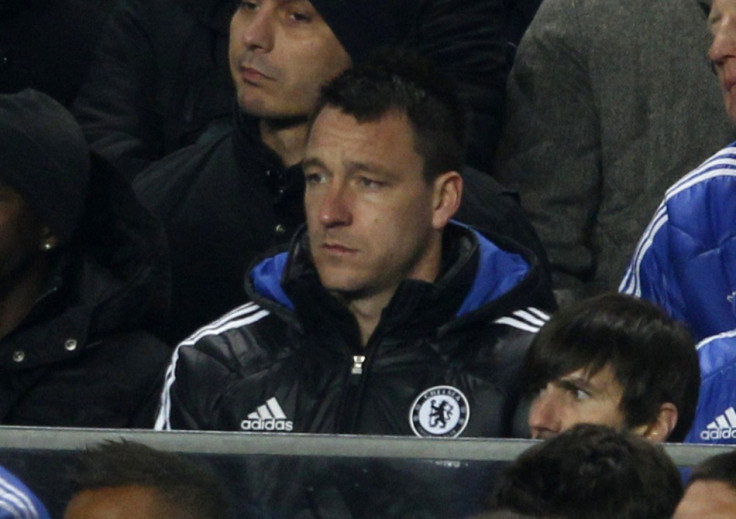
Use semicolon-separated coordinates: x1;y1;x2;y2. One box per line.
64;485;173;519
676;480;736;518
560;364;622;390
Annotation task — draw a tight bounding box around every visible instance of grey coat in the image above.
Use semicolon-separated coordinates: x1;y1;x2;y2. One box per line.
495;0;735;302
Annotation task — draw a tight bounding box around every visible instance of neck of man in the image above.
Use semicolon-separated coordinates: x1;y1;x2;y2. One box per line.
338;236;445;347
259;116;310;167
0;257;49;340
337;290;396;348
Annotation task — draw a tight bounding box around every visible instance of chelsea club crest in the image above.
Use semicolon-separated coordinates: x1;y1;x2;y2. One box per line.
409;385;469;438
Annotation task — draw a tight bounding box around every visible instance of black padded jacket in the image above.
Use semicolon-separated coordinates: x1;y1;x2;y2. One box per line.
154;224;553;517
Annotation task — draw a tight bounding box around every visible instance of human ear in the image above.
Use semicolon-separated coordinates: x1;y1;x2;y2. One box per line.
632;402;678;442
431;171;462;230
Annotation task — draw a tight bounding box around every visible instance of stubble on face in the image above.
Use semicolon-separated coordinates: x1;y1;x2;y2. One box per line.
304;108;442;305
228;0;351;121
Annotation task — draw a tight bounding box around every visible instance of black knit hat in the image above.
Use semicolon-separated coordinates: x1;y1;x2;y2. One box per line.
310;0;406;62
0;89;90;242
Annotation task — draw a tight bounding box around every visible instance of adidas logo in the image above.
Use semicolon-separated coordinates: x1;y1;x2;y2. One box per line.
700;406;736;441
240;397;294;432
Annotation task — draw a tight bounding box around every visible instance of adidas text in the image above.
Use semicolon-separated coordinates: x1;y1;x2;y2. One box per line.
700;428;736;441
241;418;293;432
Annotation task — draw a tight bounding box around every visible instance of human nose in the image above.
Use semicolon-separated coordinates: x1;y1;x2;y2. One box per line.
528;389;562;439
709;15;736;70
318;181;352;228
235;7;275;52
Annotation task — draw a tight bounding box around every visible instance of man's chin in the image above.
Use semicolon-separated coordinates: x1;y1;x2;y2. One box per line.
238;97;309;126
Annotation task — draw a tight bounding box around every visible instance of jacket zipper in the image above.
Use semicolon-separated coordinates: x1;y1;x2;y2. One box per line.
338;329;385;433
350;355;366;375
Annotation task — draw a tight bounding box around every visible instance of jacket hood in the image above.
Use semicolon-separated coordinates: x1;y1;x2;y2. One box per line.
248;223;539;326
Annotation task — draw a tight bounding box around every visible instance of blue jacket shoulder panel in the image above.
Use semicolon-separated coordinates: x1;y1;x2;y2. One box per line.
686;330;736;443
621;142;736;341
0;465;50;519
455;228;529;317
249;251;294;310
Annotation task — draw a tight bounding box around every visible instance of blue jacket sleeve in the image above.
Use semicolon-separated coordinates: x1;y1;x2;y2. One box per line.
0;466;50;519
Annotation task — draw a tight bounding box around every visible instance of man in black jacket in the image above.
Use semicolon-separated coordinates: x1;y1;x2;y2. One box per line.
155;51;555;519
134;0;551;344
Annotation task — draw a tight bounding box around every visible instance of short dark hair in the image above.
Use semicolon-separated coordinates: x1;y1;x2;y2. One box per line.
524;292;699;441
67;440;229;519
487;424;683;519
687;450;736;490
311;48;468;181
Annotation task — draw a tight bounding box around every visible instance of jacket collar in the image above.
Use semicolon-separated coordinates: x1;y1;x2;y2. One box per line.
248;223;532;345
232;110;307;218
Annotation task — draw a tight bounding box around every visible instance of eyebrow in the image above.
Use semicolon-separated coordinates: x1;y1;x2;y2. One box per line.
302;157;325;171
277;0;312;6
556;376;596;393
302;156;398;180
344;160;397;179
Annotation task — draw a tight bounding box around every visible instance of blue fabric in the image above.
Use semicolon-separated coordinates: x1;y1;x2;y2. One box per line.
249;251;294;310
455;228;528;316
0;465;50;519
621;142;736;342
685;331;736;444
250;226;529;315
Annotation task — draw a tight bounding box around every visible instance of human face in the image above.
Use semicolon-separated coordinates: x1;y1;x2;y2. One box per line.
709;0;736;120
229;0;351;120
674;480;736;519
63;486;177;519
0;179;48;284
304;107;453;304
528;364;627;439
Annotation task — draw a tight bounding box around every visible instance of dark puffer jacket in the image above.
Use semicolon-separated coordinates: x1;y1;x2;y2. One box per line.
0;156;171;427
72;0;235;180
155;224;553;517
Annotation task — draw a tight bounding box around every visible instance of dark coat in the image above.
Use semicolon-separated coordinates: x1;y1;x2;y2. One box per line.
72;0;236;180
0;0;116;106
156;224;554;518
0;156;171;427
134;111;552;344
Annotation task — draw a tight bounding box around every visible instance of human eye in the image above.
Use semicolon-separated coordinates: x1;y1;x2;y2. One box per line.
572;388;591;401
559;380;591;401
287;8;312;22
238;0;259;12
304;170;327;185
283;2;315;23
357;176;386;190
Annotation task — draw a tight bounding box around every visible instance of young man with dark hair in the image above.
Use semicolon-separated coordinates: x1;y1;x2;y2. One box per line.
524;292;699;442
486;424;684;519
64;441;229;519
674;450;736;518
155;50;554;518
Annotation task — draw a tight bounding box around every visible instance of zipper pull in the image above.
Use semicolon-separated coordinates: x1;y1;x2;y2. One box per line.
351;355;366;375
